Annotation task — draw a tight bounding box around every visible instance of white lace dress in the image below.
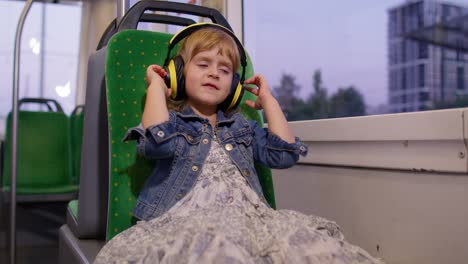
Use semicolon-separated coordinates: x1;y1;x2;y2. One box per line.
94;141;383;264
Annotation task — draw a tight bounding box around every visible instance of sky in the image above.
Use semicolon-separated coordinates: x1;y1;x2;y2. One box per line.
243;0;402;106
243;0;467;107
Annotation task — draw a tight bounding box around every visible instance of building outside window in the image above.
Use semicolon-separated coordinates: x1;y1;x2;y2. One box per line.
388;0;468;113
458;66;465;90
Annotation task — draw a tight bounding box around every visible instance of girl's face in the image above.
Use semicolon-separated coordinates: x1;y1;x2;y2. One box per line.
184;48;234;113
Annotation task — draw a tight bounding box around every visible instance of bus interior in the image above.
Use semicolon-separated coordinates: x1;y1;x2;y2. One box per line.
1;0;468;263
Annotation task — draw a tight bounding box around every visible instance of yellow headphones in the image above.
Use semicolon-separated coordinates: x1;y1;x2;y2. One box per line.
163;22;247;111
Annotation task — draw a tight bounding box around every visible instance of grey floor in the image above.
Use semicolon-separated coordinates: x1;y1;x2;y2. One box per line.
0;202;67;264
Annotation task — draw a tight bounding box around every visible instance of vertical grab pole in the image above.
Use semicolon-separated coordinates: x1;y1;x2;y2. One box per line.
116;0;131;25
11;1;34;264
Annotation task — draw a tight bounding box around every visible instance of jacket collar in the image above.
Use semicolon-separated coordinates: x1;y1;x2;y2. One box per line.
175;106;236;126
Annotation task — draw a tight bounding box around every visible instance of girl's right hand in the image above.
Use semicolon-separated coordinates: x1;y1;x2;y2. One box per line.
146;65;171;98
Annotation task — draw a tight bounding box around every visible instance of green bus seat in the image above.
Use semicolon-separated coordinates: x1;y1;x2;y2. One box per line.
63;11;197;241
2;98;78;202
104;29;275;240
59;14;199;264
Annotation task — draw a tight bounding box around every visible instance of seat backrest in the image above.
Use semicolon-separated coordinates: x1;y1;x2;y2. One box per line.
70;105;85;184
69;47;109;239
2;101;73;191
66;9;198;240
105;29;275;240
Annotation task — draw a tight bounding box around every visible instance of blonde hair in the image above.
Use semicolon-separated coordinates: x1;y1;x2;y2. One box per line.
167;27;241;114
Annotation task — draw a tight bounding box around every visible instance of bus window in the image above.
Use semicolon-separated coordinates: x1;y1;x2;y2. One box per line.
0;1;82;121
243;0;468;121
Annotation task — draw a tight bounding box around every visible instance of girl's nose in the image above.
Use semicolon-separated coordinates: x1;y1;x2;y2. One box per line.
208;66;219;79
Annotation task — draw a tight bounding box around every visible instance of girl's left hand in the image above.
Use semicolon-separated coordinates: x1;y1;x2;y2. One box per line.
243;75;276;110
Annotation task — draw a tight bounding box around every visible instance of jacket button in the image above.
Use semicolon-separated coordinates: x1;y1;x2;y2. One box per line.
187;135;193;142
225;143;233;151
157;130;165;137
176;194;183;200
243;169;250;177
202;138;209;144
192;165;199;171
299;146;306;151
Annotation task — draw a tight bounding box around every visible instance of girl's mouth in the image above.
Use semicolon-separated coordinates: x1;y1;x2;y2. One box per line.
204;83;219;90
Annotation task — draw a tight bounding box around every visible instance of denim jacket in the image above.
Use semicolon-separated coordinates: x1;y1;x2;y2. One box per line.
124;107;308;221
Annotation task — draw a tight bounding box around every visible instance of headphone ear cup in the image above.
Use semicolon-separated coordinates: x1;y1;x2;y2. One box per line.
164;56;186;100
220;73;244;112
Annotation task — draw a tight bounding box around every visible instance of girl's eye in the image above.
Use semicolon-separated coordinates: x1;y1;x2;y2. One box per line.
198;64;208;68
220;68;230;74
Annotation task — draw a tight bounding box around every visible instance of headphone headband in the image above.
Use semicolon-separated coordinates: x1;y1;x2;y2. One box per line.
163;22;247;82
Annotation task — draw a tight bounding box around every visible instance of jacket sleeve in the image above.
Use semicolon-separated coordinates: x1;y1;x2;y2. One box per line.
249;120;308;169
122;112;178;159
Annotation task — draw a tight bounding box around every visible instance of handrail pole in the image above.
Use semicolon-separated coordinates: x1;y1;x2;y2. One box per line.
11;1;34;264
116;0;131;25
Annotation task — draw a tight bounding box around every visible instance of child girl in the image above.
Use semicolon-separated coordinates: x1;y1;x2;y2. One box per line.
94;23;383;263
